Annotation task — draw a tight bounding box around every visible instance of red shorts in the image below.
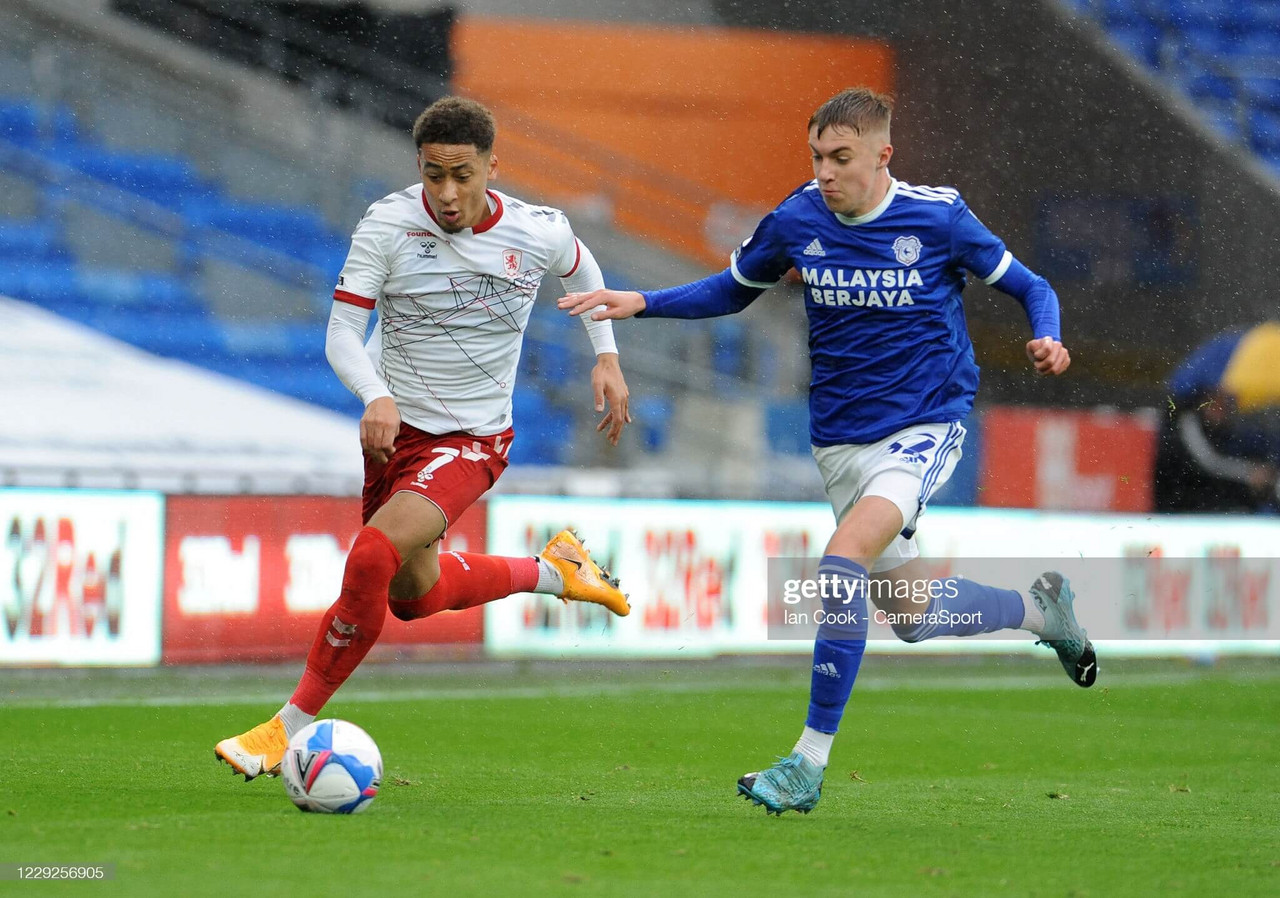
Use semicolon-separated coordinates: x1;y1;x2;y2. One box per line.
361;423;513;526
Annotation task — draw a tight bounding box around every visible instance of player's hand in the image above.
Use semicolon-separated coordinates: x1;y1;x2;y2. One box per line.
558;289;647;320
361;396;401;464
591;353;631;446
1026;336;1071;376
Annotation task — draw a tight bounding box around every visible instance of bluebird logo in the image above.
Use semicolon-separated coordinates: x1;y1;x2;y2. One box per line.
893;235;922;265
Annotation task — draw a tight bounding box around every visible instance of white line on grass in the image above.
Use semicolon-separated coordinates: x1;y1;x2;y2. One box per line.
3;668;1270;710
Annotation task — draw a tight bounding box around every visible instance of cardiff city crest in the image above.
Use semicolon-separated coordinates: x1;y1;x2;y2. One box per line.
892;235;922;265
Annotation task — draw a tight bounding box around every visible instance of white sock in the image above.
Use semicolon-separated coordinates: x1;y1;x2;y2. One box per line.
1020;591;1046;635
533;557;564;595
793;726;834;768
277;702;315;740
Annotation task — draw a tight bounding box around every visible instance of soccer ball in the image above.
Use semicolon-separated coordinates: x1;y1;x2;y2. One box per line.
281;719;383;814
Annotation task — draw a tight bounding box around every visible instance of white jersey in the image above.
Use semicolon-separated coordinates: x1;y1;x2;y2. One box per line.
333;185;585;436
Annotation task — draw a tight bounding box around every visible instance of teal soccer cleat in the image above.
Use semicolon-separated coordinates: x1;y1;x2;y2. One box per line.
737;751;825;816
1029;571;1098;688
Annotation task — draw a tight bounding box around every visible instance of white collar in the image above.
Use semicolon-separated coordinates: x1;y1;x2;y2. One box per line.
834;176;897;226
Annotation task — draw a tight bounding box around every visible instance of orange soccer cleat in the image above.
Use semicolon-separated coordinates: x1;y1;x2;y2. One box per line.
539;529;630;617
215;716;288;780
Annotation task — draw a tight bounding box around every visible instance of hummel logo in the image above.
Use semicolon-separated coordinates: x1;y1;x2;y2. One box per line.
813;662;840;678
803;238;826;257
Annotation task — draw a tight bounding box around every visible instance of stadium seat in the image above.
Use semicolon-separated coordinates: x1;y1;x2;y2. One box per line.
0;221;70;262
1110;23;1163;67
629;396;674;453
765;399;811;457
509;388;574;465
1241;76;1280;112
0;98;77;147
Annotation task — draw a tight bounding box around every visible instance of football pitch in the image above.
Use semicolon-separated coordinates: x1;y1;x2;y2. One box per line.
2;656;1277;897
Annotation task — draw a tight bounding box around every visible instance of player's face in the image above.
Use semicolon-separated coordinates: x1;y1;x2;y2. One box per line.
418;143;498;232
809;124;893;217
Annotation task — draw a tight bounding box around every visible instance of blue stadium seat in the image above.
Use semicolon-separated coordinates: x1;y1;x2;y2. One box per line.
1098;0;1145;27
1242;76;1280;112
0;222;70;262
709;318;747;380
509;388;573;465
1110;23;1163;67
1184;71;1237;103
0;98;77;147
185;198;335;259
1248;109;1280;153
59;146;212;207
220;320;323;360
765;399;811;456
629;396;674;452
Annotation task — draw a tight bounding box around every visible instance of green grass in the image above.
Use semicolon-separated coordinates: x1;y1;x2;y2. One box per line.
2;657;1278;897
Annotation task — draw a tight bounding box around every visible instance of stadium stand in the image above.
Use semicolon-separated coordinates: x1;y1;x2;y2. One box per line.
1066;0;1280;167
0;0;793;496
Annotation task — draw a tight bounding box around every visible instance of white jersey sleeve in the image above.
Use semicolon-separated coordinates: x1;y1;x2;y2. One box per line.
334;211;390;309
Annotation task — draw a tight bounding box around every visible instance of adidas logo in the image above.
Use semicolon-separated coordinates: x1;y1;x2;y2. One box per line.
813;662;840;679
803;238;826;257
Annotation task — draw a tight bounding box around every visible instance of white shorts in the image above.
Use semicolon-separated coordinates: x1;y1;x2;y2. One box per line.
811;421;966;573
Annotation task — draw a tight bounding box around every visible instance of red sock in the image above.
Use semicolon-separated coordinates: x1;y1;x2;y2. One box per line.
290;526;402;715
389;552;538;621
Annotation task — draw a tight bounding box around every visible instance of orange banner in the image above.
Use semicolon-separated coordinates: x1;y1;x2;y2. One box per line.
453;17;894;267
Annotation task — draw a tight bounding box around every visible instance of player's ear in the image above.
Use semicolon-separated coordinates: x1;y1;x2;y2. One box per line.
878;142;894;170
487;152;498;180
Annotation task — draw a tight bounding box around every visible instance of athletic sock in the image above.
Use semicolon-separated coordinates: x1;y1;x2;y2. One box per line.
388;552;539;621
891;577;1027;642
1020;590;1046;634
804;555;869;736
276;702;315;740
534;556;565;595
289;526;400;715
794;726;834;768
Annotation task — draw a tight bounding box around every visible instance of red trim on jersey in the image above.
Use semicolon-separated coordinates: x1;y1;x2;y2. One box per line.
334;289;376;309
473;191;504;234
559;239;582;278
420;189;504;234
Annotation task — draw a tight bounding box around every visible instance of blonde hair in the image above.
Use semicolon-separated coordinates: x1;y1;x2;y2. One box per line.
808;87;893;138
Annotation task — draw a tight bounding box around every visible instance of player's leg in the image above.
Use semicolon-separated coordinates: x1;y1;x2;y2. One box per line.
215;490;443;780
863;423;1097;687
387;531;629;621
738;493;898;815
873;556;1095;686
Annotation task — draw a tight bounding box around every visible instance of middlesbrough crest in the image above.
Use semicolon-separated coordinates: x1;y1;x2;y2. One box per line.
502;249;522;277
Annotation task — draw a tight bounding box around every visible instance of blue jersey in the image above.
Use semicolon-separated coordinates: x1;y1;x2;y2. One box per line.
726;178;1057;446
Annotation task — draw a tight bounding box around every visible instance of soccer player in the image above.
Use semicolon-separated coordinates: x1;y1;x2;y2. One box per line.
559;87;1095;815
216;97;632;780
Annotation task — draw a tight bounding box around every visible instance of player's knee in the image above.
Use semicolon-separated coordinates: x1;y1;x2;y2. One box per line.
344;526;403;587
388;598;426;622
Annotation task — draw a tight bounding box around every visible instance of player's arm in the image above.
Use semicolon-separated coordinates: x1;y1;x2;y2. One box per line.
559;209;789;321
558;269;764;321
330;213;399;463
555;236;631;446
953;202;1070;376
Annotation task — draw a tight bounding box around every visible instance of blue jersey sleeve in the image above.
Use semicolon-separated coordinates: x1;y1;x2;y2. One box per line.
950;199;1009;281
729;207;792;290
952;198;1061;341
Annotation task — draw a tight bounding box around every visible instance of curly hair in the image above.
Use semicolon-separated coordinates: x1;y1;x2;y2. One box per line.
412;97;496;153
